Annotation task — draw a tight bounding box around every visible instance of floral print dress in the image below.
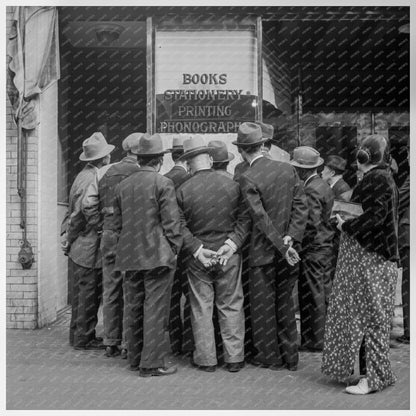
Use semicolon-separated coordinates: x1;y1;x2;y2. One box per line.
321;233;398;391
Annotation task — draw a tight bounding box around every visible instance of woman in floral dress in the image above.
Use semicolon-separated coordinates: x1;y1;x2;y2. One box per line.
321;134;399;395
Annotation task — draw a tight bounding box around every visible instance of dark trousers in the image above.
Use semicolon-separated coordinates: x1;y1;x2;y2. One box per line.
400;244;410;339
101;230;126;347
169;253;194;353
69;258;102;347
298;248;332;350
124;267;174;369
250;256;299;366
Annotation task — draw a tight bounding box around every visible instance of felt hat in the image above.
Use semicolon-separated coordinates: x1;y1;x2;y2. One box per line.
325;155;347;172
79;132;115;161
257;122;274;139
178;136;214;160
168;137;184;153
232;122;267;147
131;133;167;156
290;146;324;169
208;140;235;163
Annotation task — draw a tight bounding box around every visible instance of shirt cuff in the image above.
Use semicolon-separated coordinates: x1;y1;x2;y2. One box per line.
193;244;203;258
224;239;237;253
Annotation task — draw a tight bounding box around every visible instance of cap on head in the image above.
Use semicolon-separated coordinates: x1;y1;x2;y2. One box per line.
122;133;144;153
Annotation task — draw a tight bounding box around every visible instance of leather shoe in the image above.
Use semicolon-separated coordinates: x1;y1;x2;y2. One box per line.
191;358;216;372
105;346;120;357
139;366;178;377
226;362;245;373
345;378;374;395
74;339;105;350
120;349;128;359
129;364;140;371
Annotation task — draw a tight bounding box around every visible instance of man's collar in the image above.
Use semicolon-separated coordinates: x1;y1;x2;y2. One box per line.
249;154;264;167
304;172;319;186
174;164;188;172
123;155;138;164
192;168;212;175
330;175;342;188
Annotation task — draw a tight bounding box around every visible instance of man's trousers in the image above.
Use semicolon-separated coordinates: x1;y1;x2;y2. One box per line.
249;256;299;367
69;258;102;347
187;253;245;367
101;230;126;348
298;247;333;350
169;253;194;353
124;267;174;369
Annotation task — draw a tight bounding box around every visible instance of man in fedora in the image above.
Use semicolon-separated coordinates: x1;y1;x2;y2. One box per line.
208;139;235;178
165;137;191;188
164;137;192;356
112;133;182;377
321;155;351;201
235;122;308;371
82;133;144;359
233;121;274;182
62;132;114;350
176;136;250;373
290;146;335;352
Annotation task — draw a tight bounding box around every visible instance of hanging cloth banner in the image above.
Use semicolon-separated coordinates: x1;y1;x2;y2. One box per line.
7;6;60;130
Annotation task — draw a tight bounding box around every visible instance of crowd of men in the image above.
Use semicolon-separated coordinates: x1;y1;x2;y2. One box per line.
61;121;409;378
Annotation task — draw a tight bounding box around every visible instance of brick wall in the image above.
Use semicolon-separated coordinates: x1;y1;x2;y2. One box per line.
6;6;39;329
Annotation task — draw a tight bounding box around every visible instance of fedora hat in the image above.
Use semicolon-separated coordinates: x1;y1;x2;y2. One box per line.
290;146;324;169
325;155;347;172
131;133;167;156
208;140;235;163
79;132;115;161
257;122;274;140
168;137;184;152
232;122;267;147
178;136;214;160
122;132;144;153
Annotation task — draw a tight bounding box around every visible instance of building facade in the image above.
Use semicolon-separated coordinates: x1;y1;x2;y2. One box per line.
5;6;410;328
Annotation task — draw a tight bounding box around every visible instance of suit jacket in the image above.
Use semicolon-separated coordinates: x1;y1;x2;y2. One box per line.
233;160;249;182
164;165;191;189
64;163;101;269
113;166;182;272
82;156;140;231
239;157;308;266
176;169;251;254
302;174;335;251
332;177;351;200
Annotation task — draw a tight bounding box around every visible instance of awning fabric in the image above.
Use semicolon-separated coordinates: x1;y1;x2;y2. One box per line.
7;6;60;129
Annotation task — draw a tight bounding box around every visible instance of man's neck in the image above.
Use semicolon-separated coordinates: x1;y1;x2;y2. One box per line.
175;162;188;171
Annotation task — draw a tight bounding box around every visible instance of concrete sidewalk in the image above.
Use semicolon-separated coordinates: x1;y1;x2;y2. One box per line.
6;307;410;411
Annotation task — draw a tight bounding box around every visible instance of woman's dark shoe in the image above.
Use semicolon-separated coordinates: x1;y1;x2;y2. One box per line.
396;335;410;344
